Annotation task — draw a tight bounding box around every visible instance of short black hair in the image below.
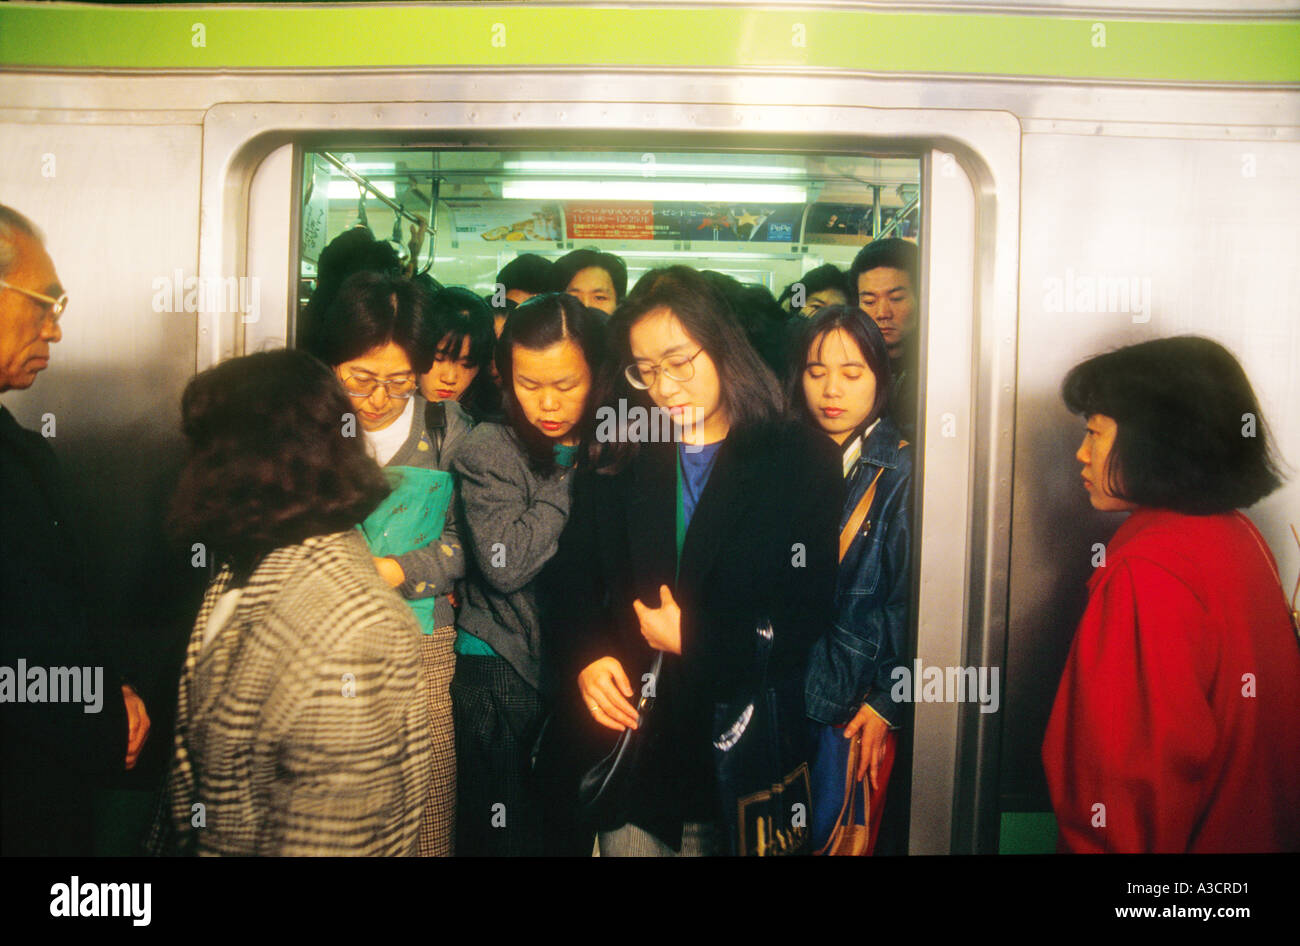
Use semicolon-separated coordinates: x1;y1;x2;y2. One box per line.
298;227;402;359
169;349;389;571
777;264;846;313
497;292;607;475
497;254;558;295
421;286;501;420
1061;335;1284;514
787;304;893;437
847;238;918;300
554;248;628;303
317;271;437;375
698;272;792;377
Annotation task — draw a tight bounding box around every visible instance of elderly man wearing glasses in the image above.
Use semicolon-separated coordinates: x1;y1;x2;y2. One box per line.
0;204;151;855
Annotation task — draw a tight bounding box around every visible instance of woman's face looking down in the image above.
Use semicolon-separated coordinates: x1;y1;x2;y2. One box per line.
802;327;877;445
512;338;591;447
628;306;728;445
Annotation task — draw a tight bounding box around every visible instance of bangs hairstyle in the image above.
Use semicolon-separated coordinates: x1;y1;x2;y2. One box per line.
787;304;892;433
597;265;782;471
497;292;607;475
1061;335;1284;514
553;248;628;303
316;271;436;375
168;349;389;570
422;286;501;419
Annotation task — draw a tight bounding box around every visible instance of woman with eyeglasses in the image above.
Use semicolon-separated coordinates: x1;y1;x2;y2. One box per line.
317;271;472;857
790;304;912;856
450;292;606;856
540;266;841;856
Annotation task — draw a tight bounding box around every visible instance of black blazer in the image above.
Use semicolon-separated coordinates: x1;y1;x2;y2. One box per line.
0;406;129;855
539;418;842;850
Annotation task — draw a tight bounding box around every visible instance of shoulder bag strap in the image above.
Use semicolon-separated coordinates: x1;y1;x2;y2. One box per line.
838;441;907;563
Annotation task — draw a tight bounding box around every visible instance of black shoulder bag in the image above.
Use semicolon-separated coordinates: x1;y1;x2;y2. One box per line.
712;618;814;856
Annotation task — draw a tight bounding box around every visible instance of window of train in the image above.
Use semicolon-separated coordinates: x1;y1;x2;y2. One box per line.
296;148;919;317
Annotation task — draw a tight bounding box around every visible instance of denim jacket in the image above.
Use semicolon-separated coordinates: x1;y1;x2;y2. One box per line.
804;415;913;728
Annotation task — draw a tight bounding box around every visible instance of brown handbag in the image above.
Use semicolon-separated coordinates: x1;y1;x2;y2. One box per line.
816;730;872;856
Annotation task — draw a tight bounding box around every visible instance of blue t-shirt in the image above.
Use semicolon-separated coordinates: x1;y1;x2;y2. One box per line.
678;440;723;529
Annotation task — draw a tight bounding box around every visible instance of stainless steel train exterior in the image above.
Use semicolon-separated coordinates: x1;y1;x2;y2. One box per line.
1;0;1297;855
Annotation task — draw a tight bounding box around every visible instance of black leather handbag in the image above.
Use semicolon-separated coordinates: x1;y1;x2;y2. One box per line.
712;619;813;856
577;650;663;827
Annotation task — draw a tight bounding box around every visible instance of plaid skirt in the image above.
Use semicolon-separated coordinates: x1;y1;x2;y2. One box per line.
450;654;545;857
417;625;457;857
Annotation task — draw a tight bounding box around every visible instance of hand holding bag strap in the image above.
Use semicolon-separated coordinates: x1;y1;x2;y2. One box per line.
817;732;872;856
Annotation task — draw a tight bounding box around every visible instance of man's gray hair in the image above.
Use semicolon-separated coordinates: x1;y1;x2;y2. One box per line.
0;204;45;279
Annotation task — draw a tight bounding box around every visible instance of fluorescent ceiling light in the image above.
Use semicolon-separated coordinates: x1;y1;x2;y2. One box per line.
502;181;807;203
503;160;805;178
328;181;397;200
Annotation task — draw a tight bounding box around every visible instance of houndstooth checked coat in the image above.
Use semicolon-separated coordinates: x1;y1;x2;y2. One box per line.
149;529;432;856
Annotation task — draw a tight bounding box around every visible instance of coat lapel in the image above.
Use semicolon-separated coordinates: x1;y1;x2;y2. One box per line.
626;441;677;604
675;431;762;604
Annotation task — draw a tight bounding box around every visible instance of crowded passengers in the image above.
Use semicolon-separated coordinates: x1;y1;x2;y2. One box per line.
2;203;1298;857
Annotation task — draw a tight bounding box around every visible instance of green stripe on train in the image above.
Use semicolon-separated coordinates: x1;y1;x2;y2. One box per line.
1;5;1297;82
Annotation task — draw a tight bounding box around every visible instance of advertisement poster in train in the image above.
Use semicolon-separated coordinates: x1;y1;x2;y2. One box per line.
300;156;333;263
451;201;562;242
564;201;803;242
803;203;873;245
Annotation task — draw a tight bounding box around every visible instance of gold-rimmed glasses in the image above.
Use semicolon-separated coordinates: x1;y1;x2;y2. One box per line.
624;349;703;390
340;370;417;399
0;280;68;321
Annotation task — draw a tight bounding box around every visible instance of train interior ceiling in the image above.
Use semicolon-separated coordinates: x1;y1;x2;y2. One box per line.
296;148;921;317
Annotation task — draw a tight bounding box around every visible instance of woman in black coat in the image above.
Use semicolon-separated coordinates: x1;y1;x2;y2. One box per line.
539;266;841;856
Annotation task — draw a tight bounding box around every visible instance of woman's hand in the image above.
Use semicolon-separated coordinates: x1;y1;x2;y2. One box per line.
578;657;639;732
632;585;682;655
373;556;405;588
844;702;891;791
122;684;150;770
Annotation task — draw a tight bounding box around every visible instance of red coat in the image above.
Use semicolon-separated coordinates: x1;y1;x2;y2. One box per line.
1042;508;1300;853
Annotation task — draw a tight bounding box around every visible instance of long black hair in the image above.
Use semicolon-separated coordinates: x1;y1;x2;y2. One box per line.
597;265;783;472
787;303;893;444
1061;335;1284;514
497;292;607;475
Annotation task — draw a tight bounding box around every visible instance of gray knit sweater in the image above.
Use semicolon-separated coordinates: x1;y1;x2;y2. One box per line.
385;396;473;630
452;422;575;690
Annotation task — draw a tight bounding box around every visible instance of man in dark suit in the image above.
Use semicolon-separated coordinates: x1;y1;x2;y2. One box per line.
0;204;150;855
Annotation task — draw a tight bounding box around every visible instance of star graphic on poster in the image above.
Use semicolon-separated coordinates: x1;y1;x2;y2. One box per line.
736;211;761;228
